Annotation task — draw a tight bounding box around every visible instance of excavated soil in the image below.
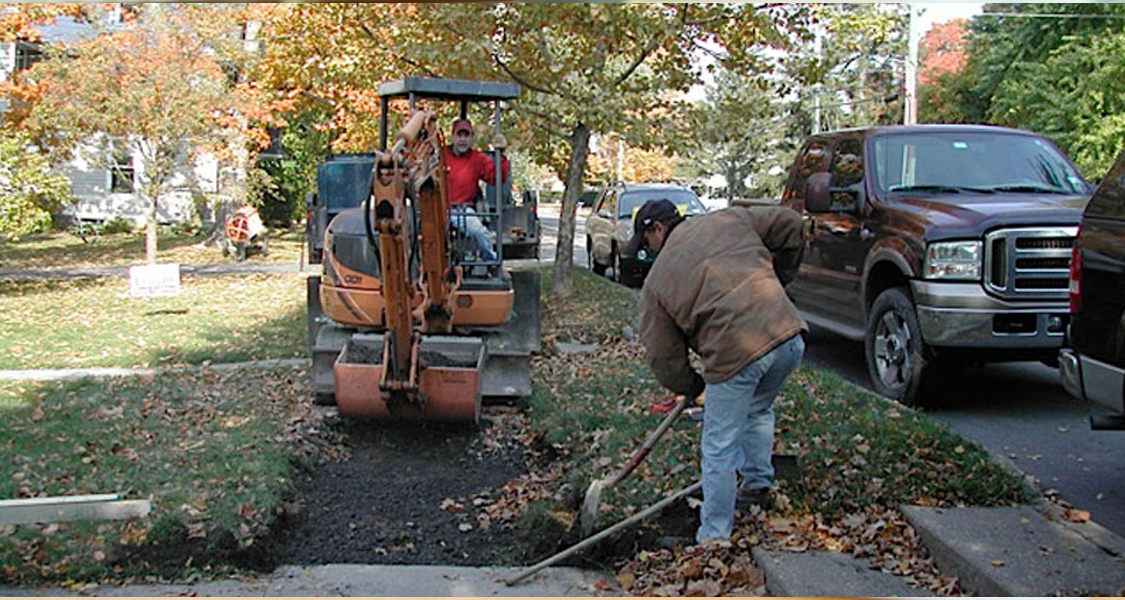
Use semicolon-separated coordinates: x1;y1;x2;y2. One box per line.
272;410;533;566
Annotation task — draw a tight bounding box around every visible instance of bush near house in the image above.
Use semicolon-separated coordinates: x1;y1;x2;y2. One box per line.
0;130;73;241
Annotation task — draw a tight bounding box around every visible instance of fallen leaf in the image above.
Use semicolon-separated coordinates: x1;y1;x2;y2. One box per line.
30;408;44;422
458;523;473;532
991;560;1005;567
1063;508;1091;523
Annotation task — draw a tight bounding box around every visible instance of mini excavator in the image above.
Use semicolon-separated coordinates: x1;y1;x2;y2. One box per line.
307;78;540;424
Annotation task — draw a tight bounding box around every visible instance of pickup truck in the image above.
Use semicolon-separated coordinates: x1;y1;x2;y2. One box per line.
1059;149;1125;430
782;125;1091;406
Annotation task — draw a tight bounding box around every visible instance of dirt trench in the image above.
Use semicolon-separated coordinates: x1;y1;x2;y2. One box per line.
271;409;537;566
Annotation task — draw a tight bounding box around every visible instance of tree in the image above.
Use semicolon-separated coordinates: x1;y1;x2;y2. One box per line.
918;19;970;123
0;128;72;240
785;4;907;133
924;3;1125;177
6;4;274;264
586;134;678;184
682;69;791;200
257;3;805;295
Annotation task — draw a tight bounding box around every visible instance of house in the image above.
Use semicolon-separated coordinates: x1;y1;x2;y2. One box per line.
0;8;252;227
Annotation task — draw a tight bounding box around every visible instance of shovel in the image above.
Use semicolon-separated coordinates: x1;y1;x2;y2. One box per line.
579;393;694;538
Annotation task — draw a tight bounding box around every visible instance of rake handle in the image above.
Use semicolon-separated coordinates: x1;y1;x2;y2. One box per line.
604;394;694;488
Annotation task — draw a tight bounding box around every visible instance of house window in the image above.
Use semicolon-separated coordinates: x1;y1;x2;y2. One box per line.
110;143;135;193
14;42;42;73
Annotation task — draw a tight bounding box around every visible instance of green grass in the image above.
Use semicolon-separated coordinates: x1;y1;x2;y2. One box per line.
0;366;315;583
0;229;305;271
0;274;306;370
530;268;1030;530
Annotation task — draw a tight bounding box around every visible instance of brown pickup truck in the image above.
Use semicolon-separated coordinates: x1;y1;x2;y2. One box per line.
782;125;1091;406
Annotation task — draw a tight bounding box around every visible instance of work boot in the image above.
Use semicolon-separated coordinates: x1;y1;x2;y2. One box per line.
735;487;772;512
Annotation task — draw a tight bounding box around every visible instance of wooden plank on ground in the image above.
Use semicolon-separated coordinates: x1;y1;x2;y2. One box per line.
0;494;151;525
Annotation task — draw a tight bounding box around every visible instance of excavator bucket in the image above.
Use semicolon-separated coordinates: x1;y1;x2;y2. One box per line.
335;334;486;423
482;269;540;401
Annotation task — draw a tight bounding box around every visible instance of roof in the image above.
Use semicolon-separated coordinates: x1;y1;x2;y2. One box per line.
377;77;520;102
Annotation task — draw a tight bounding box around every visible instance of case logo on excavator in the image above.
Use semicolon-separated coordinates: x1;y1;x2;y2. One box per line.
343;274;363;285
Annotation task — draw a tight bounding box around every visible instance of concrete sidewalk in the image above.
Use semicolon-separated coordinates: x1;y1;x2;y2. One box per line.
0;262;305;282
0;565;619;597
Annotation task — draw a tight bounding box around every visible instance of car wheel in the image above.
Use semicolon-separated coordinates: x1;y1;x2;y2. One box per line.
864;287;939;407
611;247;622;283
588;238;606;276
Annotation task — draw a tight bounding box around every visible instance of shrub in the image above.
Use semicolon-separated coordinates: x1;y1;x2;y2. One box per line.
101;216;135;234
0;129;73;241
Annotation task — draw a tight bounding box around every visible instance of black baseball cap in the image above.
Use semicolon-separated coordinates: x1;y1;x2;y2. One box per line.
624;199;679;256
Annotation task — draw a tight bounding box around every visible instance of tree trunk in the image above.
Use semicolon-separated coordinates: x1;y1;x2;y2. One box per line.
551;123;591;298
145;194;159;265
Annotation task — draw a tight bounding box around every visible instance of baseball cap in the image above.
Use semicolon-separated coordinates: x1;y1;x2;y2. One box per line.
624;198;679;256
452;119;473;135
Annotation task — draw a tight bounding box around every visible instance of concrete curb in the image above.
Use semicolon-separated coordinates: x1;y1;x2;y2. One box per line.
751;547;934;597
0;358;310;382
902;505;1125;596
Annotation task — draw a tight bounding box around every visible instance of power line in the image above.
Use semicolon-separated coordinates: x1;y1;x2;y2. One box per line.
973;12;1125;20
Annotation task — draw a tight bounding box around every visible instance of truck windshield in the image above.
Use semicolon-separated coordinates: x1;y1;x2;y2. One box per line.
872;132;1089;195
618;189;706;219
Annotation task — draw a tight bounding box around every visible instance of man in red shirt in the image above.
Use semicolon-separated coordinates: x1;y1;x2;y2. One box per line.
444;119;509;263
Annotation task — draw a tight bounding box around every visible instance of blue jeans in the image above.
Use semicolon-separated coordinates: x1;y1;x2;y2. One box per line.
450;207;497;262
696;334;804;543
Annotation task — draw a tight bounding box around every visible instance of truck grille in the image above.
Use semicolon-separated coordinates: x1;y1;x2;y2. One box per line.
984;227;1077;300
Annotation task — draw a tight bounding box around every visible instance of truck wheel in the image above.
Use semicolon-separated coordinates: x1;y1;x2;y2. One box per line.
612;248;623;283
588;238;606;275
864;288;938;407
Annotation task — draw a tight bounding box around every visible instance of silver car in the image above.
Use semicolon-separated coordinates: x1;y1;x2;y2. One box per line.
583;183;707;287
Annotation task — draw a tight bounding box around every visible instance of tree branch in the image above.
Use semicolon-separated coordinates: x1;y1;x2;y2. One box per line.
358;22;441;77
509;103;569;139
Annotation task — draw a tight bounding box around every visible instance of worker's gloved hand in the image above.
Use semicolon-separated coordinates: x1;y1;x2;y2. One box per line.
491;133;508;151
686;372;705;401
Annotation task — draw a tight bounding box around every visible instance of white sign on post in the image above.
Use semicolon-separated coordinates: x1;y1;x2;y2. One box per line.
129;264;181;297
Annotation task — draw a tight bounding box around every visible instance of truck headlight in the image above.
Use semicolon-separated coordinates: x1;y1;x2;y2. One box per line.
925;241;982;280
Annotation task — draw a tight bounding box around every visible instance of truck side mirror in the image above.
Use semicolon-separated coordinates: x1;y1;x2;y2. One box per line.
805;172;833;212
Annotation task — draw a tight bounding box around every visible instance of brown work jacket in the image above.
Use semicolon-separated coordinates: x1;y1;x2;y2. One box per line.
639;205;808;396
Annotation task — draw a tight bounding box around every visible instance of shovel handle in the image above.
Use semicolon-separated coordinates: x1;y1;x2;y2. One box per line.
605;394;694;487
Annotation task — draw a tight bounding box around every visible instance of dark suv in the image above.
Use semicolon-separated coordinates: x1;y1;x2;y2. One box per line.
1059;150;1125;430
583;183;707;287
782;125;1091;405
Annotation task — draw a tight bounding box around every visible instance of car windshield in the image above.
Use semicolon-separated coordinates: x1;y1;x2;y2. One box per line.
872;132;1089;195
618;189;706;219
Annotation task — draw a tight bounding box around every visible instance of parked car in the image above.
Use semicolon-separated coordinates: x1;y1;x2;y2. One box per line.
1059;150;1125;430
584;182;707;287
782;125;1091;406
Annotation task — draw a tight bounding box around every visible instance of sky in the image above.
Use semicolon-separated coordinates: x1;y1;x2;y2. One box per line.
917;2;984;34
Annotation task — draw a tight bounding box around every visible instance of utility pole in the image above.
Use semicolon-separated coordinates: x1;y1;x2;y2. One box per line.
813;22;823;134
905;3;920;125
616;137;624;182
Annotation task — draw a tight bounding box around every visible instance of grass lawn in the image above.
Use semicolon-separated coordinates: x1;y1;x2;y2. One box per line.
0;366;323;584
522;268;1030;595
0;274;306;370
0;229;306;271
0;266;1031;590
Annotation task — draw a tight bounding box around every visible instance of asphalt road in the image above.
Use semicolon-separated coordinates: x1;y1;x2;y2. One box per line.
801;325;1125;539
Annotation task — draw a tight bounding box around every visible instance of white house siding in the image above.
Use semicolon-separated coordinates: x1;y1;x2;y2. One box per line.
63;151;220;225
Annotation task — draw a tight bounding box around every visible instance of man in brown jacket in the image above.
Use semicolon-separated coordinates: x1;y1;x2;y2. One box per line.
627;198;807;544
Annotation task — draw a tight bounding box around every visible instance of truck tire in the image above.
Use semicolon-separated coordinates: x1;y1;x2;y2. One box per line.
588;237;606;276
864;288;938;407
611;247;623;284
